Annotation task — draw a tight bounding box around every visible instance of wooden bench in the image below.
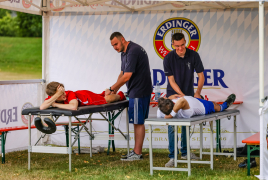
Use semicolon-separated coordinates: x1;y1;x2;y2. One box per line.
242;132;260;176
0;120;87;164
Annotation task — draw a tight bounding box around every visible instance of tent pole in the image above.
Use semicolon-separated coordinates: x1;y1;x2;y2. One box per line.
259;1;265;107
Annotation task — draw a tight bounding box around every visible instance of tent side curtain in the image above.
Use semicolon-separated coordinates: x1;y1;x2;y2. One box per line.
0;0;267;15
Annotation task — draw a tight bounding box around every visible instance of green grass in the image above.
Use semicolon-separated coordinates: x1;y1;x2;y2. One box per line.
0;148;260;180
0;37;42;80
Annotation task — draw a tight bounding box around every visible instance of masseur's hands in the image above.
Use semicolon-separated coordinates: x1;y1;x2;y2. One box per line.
194;93;201;99
165;114;173;119
168;94;181;99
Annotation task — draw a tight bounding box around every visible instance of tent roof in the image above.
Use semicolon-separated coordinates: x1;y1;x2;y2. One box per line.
0;0;267;15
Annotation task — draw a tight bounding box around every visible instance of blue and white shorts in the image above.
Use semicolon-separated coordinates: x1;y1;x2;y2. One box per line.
128;95;151;124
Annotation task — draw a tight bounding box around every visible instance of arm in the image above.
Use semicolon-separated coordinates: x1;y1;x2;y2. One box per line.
40;86;65;110
194;72;204;99
52;99;78;110
167;76;185;97
111;72;132;93
164;97;190;119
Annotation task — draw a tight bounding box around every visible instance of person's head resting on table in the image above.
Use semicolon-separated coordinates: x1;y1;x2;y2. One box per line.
157;94;236;119
40;81;125;110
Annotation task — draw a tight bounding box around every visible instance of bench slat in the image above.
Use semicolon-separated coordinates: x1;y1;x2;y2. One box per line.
242;132;260;144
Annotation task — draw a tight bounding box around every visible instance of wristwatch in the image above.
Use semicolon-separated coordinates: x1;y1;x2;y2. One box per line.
109;87;114;92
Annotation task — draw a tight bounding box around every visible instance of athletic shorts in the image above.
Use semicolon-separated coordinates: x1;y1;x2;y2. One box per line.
196;98;215;115
128;95;151;124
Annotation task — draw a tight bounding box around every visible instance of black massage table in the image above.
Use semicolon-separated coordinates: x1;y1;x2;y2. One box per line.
21;100;129;172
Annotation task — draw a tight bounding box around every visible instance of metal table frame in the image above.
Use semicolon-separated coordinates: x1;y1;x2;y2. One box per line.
145;109;240;176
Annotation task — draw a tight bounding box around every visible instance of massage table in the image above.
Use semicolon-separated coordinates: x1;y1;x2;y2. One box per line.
21;100;129;172
145;109;240;176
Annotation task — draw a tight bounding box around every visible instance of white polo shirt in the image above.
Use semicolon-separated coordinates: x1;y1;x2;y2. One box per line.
157;96;206;119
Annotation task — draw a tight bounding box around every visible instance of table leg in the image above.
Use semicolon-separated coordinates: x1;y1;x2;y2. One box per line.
90;119;92;158
210;121;214;170
149;125;153;175
247;145;250;176
1;132;6;164
234;116;237;161
186;126;191;176
28;114;31;170
126;108;130;155
69;116;72;172
200;123;203;160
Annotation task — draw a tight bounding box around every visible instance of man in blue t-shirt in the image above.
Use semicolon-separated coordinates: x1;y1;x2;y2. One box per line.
107;32;152;161
163;32;205;167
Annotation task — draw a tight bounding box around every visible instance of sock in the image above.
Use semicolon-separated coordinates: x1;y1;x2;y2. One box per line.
117;91;126;101
220;102;228;111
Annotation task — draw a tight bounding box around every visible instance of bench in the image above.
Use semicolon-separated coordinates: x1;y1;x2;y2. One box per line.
0;120;87;164
242;132;260;176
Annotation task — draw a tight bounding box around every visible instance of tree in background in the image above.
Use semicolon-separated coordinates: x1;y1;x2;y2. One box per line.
16;12;42;37
0;9;42;37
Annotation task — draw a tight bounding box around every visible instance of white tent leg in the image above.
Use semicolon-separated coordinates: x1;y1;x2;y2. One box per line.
259;1;264;107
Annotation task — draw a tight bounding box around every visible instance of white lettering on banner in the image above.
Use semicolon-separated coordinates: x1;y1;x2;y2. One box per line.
0;107;18;125
159;46;168;57
157;20;198;38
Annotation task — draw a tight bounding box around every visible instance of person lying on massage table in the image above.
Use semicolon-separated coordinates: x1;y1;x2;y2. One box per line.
157;94;236;167
40;81;126;110
157;94;236;119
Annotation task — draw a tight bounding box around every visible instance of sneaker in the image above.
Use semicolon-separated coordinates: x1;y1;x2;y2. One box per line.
238;159;257;168
121;150;134;158
120;150;143;161
181;153;200;160
165;158;174;167
224;94;236;108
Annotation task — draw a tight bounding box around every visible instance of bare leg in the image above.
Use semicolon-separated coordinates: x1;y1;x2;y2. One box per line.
105;94;120;103
133;124;145;155
212;102;221;112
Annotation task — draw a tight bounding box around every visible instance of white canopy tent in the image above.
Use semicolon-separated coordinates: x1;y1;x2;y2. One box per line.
0;0;267;178
0;0;265;106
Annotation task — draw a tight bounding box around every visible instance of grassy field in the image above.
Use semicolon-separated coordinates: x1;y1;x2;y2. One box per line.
0;148;260;180
0;37;42;80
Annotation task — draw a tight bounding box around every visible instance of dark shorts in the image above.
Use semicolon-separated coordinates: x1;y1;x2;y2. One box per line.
197;98;215;115
128;95;151;124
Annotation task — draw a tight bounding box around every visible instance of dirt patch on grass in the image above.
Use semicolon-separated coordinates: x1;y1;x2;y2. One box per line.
0;71;41;81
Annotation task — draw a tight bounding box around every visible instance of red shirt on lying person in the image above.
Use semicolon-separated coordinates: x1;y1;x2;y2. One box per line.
45;90;107;106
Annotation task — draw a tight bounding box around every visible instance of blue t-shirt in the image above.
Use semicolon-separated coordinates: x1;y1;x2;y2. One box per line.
121;41;152;98
163;48;204;97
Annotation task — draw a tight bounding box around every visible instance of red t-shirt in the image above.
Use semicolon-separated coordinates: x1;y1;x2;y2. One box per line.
45;90;107;106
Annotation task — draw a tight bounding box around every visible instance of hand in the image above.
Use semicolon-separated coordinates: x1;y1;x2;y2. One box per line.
105;89;112;96
56;85;65;95
168;94;181;99
164;114;173;119
51;102;57;107
194;93;201;99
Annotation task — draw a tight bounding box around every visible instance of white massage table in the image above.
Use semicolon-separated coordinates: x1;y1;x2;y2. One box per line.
21;100;129;172
145;109;240;176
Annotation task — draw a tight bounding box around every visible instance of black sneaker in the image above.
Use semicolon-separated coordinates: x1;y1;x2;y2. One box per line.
224;94;236;108
238;159;257;168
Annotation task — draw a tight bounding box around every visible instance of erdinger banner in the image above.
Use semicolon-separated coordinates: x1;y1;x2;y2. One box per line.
48;9;268;148
0;83;39;152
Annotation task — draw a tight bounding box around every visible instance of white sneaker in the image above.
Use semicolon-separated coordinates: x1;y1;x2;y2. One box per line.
165;158;174;167
181;153;200;160
120;150;143;161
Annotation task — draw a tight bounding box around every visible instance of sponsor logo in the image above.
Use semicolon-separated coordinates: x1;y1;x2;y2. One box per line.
21;102;34;125
0;107;18;125
153;17;201;59
50;0;66;12
22;0;32;8
152;69;228;89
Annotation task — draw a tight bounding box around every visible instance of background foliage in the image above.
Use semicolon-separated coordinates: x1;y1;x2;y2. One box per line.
0;9;42;37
